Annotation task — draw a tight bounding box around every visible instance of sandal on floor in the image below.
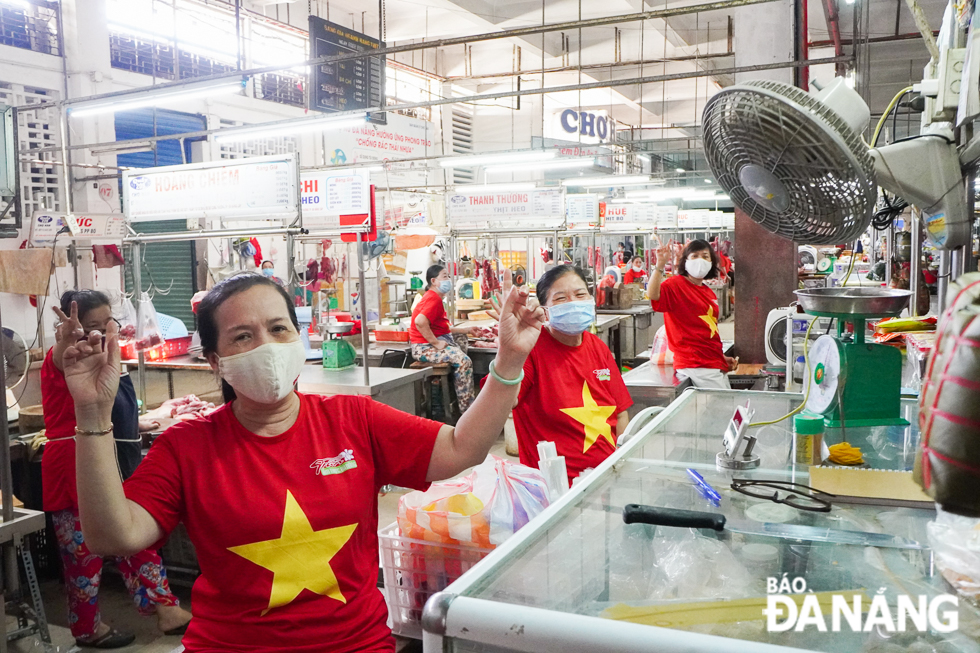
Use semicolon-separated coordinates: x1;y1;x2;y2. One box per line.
163;622;190;637
75;629;137;649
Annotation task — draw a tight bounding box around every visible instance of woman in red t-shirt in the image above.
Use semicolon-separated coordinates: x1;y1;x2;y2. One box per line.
649;240;737;389
623;257;647;285
509;266;633;484
58;273;544;653
42;290;191;648
409;264;479;412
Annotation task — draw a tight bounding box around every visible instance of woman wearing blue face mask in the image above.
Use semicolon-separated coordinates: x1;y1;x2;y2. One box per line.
409;265;480;413
260;260;285;287
503;265;633;484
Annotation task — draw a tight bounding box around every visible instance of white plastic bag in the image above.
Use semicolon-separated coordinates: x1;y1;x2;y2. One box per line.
135;291;163;351
398;455;550;548
928;506;980;600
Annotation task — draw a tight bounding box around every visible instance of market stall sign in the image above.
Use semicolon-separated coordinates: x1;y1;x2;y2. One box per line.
549;109;616;144
566;194;600;230
602;204;656;229
301;168;372;232
122;155;298;222
656;205;678;229
30;212;127;245
446;189;564;229
309;16;385;121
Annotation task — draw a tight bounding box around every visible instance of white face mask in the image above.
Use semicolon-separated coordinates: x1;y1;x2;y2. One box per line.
633;265;643;271
686;257;712;279
218;340;306;404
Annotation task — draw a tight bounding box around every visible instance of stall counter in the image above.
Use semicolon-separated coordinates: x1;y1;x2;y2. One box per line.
421;390;964;652
297;365;430;415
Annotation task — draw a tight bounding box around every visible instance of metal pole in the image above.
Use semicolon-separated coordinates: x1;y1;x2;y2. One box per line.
358;233;370;386
885;222;894;286
0;284;20;604
131;242;147;413
286;232;297;298
937;249;950;314
785;309;795;392
449;234;457;325
910;210;922;316
28;56;850;157
950;246;966;282
31;0;787;115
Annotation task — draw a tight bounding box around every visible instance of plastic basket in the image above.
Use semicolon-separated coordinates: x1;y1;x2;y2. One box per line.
378;522;492;639
375;330;410;343
121;336;192;361
155;312;189;339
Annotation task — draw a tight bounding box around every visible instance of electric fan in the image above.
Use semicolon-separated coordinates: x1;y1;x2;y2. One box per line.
1;327;28;392
702;78;969;249
510;265;527;287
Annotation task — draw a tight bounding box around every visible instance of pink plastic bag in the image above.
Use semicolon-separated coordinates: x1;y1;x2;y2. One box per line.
397;455;550;548
650;325;673;365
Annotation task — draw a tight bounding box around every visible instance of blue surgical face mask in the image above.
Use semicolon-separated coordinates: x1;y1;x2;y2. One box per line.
262;268;275;277
438;279;453;294
547;299;595;335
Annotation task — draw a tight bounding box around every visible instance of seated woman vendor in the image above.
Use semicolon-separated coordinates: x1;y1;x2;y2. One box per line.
409;264;479;413
60;272;545;652
504;265;633;484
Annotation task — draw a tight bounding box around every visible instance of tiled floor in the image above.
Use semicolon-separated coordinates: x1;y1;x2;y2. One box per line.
14;435;516;653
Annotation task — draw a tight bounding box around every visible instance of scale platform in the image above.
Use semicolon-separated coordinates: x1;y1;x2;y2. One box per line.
794;288;912;428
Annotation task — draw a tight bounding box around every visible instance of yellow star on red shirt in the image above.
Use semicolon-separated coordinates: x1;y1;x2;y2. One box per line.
560;382;618;453
228;490;357;615
699;304;718;338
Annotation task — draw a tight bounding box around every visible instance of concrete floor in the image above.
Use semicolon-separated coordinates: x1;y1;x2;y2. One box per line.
10;436;515;653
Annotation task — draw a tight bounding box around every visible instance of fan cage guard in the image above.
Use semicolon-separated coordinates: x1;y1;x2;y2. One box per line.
703;79;877;245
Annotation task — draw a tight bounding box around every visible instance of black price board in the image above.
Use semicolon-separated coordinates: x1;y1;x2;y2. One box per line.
309;16;385;124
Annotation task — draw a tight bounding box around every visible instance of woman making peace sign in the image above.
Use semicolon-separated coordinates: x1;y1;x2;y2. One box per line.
60;272;545;652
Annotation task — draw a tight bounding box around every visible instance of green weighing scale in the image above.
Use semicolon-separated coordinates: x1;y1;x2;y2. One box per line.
795;288;912;428
321;322;357;370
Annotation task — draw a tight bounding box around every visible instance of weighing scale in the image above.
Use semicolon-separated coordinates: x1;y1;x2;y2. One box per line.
321;322;357;370
319;290;357;371
795;288;911;428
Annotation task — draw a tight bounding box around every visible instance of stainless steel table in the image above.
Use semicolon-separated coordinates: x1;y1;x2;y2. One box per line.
298;365;430;415
620;361;690;416
598;305;655;360
422;390;972;653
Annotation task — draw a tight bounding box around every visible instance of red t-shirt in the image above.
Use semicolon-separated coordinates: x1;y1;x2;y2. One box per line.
40;349;79;511
123;393;441;653
623;268;646;284
650;275;727;372
510;330;632;483
409;290;449;344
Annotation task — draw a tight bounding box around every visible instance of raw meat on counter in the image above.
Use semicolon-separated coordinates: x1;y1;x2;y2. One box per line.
146;394;217;423
469;323;499;348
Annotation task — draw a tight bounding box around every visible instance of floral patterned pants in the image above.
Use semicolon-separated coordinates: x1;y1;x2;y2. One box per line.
52;507;180;639
412;334;475;413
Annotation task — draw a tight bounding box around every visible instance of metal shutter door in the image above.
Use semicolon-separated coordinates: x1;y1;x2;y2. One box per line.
117;108;205;331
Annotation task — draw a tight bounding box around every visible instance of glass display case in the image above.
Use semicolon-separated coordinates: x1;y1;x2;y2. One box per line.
421;389;980;653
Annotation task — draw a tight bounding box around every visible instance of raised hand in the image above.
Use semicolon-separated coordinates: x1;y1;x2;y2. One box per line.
655;240;673;271
491;268;545;378
62;317;121;411
52;302;84;346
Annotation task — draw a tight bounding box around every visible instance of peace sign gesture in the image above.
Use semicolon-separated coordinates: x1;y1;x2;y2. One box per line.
489;268;545;378
53;301;121;411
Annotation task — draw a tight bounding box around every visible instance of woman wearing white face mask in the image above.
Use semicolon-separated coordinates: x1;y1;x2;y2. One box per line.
648;239;737;389
490;266;632;485
410;264;480;413
60;272;545;653
623;256;647;284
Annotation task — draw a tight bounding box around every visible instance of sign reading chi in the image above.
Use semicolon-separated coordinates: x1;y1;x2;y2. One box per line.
558;109;615;143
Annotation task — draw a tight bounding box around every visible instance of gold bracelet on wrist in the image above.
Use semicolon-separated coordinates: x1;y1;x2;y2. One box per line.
74;424;113;437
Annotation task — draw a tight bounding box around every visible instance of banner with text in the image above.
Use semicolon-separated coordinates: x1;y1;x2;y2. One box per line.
326;113;434;187
122;155;298;222
602;204;656;229
566;194;600;230
31;212;127;245
446;189;564;229
301;168;372;231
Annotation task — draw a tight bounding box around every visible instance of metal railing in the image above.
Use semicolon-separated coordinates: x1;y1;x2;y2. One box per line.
0;2;59;57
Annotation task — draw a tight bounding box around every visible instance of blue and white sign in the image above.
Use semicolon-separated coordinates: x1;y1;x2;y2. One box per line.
554;109;615;144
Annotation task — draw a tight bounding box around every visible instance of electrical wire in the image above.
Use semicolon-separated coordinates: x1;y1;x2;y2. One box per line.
841;237;862;286
748;317;819;427
871;85;913;147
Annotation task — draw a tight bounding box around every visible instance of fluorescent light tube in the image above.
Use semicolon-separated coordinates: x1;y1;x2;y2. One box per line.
91;141;155;155
214;115;367;143
562;175;651;187
439;151;555;168
675;168;685;173
70;81;243;117
485;159;593;173
456;183;538;192
0;0;30;10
